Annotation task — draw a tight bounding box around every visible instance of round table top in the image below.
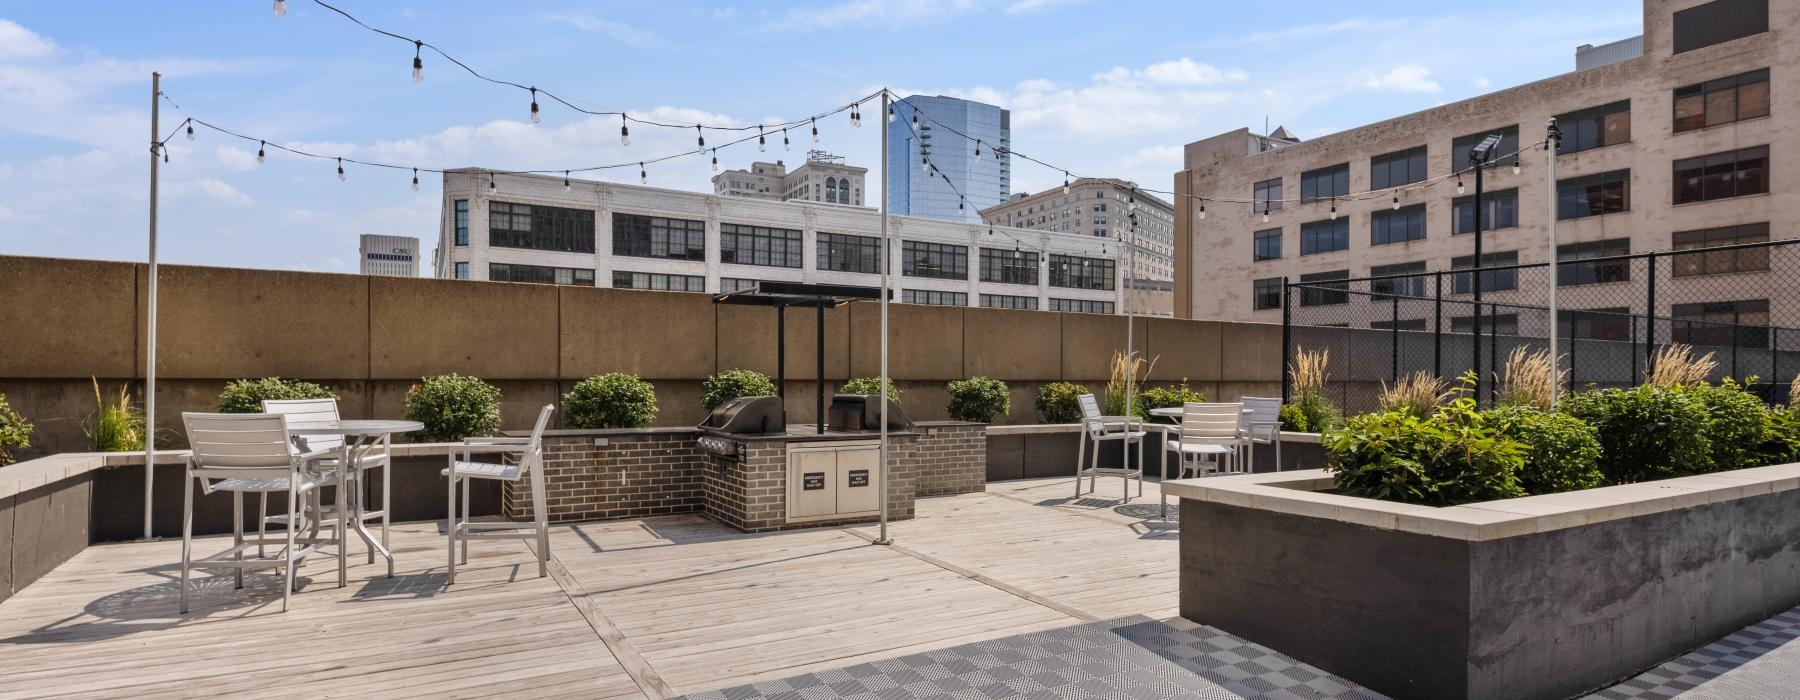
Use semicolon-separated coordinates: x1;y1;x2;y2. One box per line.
1148;406;1256;417
289;419;424;436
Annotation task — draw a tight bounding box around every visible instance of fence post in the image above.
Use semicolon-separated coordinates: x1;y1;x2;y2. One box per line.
1434;272;1443;379
1775;328;1782;393
1281;277;1292;403
1391;293;1400;383
1645;251;1658;377
1489;301;1500;405
1568;311;1577;389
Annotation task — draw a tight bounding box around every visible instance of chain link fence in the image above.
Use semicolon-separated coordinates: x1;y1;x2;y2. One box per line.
1282;239;1800;415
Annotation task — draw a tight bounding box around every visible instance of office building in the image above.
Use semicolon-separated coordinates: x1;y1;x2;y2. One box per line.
359;234;420;277
434;169;1122;313
980;179;1176;315
1174;0;1790;330
711;151;868;206
888;95;1010;223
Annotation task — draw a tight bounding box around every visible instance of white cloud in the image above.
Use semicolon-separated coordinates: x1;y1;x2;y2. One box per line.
761;0;1081;31
0;205;15;221
167;178;254;207
1472;76;1492;88
1362;65;1442;94
1138;58;1248;87
907;56;1253;139
0;19;56;60
214;146;259;172
1118;145;1183;171
541;13;666;47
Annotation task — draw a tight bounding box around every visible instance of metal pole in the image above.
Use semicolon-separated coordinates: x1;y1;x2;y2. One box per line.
1545;118;1561;408
1646;251;1658;379
874;91;893;546
1391;294;1400;382
1280;278;1291;403
1124;192;1135;416
143;72;161;541
776;306;786;400
816;298;825;435
1433;272;1443;378
1472;159;1484;405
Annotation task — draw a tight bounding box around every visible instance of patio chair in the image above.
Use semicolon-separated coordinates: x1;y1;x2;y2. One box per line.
1160;402;1244;518
259;398;388;563
1074;393;1146;501
444;404;554;585
179;412;340;614
1240;397;1284;472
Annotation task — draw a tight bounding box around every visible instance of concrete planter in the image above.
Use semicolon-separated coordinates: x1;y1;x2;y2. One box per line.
1165;466;1800;700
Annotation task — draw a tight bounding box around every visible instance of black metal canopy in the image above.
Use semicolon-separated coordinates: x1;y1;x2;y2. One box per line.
711;281;889;434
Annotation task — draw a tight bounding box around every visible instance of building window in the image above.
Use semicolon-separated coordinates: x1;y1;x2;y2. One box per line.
1557;238;1631;286
490;263;595;286
1673;223;1770;277
1557;169;1630;219
817;232;881;274
1674;69;1771;132
613;213;705;261
1048;254;1115;290
1451;251;1518;294
1370;146;1427;189
1561;307;1632;342
1371;319;1429;331
1451;314;1519;336
612;270;704;292
1298;270;1350;307
825;177;839;204
1300;163;1349;203
453;262;468;280
1555;101;1631;155
902;241;968;280
1672;299;1768;348
1452;189;1519;235
1049;298;1114;314
488;201;595;253
1253;178;1284;212
1453;126;1520;168
719;277;764;293
980;248;1039;285
980;293;1038;310
902;289;967;306
453;200;469;246
1252;277;1283;311
719;223;803;268
1299;219;1349;255
1673;0;1768;54
1253;228;1282;261
1370;205;1427;246
1370;262;1428;300
1674;146;1769;204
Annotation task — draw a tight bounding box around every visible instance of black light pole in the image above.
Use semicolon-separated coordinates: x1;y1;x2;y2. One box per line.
1468;134;1503;404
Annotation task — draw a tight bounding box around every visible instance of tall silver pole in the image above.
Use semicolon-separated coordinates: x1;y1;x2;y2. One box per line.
143;72;161;541
1545;118;1560;409
874;91;893;546
1123;191;1135;415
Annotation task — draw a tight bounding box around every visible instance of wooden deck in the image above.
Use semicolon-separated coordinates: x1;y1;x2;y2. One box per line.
0;476;1176;699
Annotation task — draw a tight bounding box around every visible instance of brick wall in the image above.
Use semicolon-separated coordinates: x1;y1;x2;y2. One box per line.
503;430;706;522
703;437;925;533
911;423;987;497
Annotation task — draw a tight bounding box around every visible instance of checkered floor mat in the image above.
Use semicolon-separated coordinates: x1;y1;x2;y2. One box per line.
1587;606;1800;699
675;615;1387;700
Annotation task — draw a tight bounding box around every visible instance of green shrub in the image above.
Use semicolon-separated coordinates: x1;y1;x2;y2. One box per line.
1324;382;1525;506
563;373;657;429
1753;405;1800;467
218;377;337;413
1137;383;1205;419
1561;385;1712;483
947;377;1009;423
1035;382;1089;423
701;369;778;411
1486;405;1604;495
1683;378;1769;472
0;391;32;466
404;374;502;442
83;378;145;452
841;377;902;404
1280;393;1340;433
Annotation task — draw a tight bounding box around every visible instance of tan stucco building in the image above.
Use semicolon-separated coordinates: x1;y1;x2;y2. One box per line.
981;178;1176;315
1174;0;1792;334
711;151;867;207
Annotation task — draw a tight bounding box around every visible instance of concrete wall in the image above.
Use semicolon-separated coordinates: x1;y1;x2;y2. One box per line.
0;254;1282;460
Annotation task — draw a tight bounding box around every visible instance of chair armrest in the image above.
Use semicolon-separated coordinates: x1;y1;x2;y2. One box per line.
452;443;529;457
465;437;530;445
294;447;339;463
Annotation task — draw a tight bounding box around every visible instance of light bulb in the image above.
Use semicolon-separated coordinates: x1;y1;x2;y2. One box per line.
620;115;630;146
1329;204;1337;220
529;88;540;124
1198;203;1206;220
1392;195;1400;210
1262;208;1270;224
185;123;194;141
959;198;965;211
1512;161;1521;175
974;142;982;160
273;0;286;16
412;41;423;83
922;157;929;173
412;168;420;191
639;163;647;185
851;106;861;128
758;127;766;152
1062;173;1070;195
911;112;918;129
489;174;496;192
887;105;895;123
563;171;571;192
337;158;346;182
811;118;820;143
783;129;790;151
696;126;705;151
257;141;266;164
1457;179;1465;195
711;150;718;172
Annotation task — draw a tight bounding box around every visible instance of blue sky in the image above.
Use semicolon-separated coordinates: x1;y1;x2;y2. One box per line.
0;1;1643;274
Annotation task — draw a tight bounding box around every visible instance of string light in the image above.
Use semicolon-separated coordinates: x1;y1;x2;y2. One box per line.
529;87;540;124
811;118;819;143
959;197;965;211
1329;199;1337;220
696;125;705;151
1457;178;1466;195
911;111;918;130
887;105;895;123
758;126;766;152
257;140;266;164
1062;172;1070;195
412;167;420;191
489;172;496;192
563;170;571;192
620;114;630;146
850;105;861;128
185;121;194;141
782;128;790;151
1392;194;1400;210
974;141;982;160
639;162;647;184
1198;201;1206;220
336;157;346;182
1262;205;1270;223
411;40;423;83
710;149;718;172
273;0;287;17
1512;160;1521;175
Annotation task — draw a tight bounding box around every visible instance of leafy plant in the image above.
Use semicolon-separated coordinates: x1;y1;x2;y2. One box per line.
563;373;657;429
700;369;777;411
947;377;1010;423
404;374;502;442
83;377;145;452
1137;382;1205;420
1282;347;1341;432
1035;382;1090;423
1789;373;1800;407
1753;405;1800;467
1561;385;1712;483
218;377;337;413
1683;377;1769;473
1497;347;1565;411
1645;344;1718;388
841;377;902;404
0;391;32;466
1323;374;1525;506
1486;404;1604;495
1104;351;1157;417
1378;371;1451;419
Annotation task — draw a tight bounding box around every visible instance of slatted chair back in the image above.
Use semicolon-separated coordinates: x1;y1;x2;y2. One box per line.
1179;402;1243;445
1241;396;1282;432
182;412;295;479
261;398;343;453
519;404;556;476
1077;394;1109;436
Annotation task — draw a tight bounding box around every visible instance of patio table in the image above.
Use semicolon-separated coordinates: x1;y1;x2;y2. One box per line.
290;419;422;582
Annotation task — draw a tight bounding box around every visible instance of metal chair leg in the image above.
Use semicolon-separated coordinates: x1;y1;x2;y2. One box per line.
258;492;268;559
446;469;457;586
335;469;347;589
283;486;298;610
233;491;244;590
1074;430;1087;499
460;477;470;565
180;473;194;615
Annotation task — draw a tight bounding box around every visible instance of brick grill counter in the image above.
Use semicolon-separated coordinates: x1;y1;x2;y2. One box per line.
502;422;985;532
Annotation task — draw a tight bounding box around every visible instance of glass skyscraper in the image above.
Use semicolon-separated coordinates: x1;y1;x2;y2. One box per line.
887;95;1010;223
